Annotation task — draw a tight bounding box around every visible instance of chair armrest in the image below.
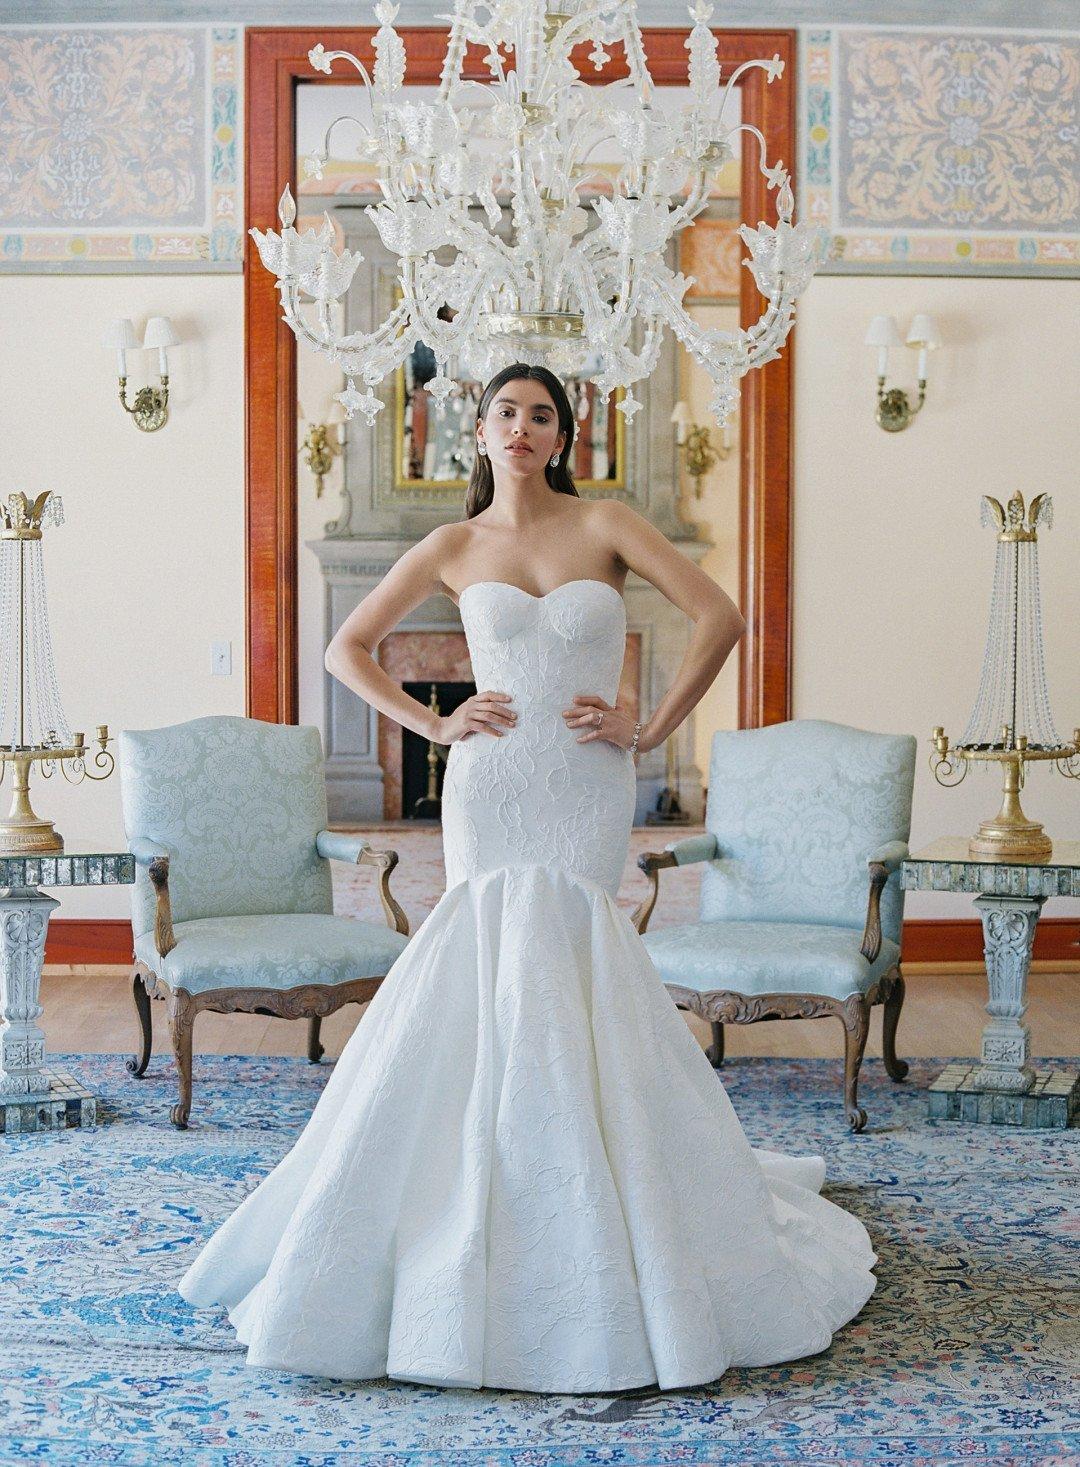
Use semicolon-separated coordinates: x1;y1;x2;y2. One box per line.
631;833;720;935
861;842;908;963
867;841;908;876
317;831;410;938
316;830;371;863
665;832;720;867
129;838;176;959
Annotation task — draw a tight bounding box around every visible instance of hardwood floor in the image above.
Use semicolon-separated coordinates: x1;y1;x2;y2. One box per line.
40;966;1079;1062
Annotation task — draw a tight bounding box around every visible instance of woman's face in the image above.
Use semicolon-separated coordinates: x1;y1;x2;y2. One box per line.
476;379;566;476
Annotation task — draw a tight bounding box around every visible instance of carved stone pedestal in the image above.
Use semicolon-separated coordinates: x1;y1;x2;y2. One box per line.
902;839;1080;1130
0;851;136;1135
0;888;58;1097
969;894;1044;1094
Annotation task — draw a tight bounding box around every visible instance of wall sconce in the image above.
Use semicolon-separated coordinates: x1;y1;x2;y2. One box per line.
103;316;179;432
671;398;732;497
865;313;942;432
298;400;345;498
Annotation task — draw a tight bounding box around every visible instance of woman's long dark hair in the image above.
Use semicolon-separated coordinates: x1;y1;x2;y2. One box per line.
463;363;579;519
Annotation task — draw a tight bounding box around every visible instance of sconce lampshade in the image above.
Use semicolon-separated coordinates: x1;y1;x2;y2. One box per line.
864;315;903;348
906;313;942;349
102;318;139;350
670;399;693;445
142;316;180;349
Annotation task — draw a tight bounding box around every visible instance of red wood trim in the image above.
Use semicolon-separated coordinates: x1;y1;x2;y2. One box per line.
245;27;797;728
45;919;133;966
44;916;1080;969
902;916;1080;966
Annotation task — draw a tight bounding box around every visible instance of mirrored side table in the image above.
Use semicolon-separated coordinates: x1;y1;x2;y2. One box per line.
0;850;135;1135
902;839;1080;1128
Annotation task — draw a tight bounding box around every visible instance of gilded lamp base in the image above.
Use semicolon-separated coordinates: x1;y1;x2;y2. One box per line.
969;817;1052;862
0;817;64;856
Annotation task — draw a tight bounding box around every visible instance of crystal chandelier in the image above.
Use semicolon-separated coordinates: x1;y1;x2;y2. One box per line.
931;491;1080;860
250;0;822;429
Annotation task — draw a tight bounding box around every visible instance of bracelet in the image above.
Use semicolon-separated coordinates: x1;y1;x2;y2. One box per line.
629;720;644;756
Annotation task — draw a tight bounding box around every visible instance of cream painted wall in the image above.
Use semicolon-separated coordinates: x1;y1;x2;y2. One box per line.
676;306;742;779
0;276;246;918
792;276;1080;918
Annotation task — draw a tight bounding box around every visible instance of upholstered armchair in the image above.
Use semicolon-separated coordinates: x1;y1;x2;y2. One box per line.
634;719;917;1132
120;715;411;1129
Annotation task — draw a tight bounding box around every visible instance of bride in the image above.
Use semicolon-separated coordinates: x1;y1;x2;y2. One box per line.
178;363;877;1394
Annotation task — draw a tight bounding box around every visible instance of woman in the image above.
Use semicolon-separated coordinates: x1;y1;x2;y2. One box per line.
179;363;876;1394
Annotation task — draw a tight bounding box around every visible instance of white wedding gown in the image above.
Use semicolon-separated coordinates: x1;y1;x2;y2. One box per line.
178;578;876;1393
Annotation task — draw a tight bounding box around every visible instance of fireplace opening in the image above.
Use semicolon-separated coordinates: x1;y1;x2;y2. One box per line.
401;679;476;819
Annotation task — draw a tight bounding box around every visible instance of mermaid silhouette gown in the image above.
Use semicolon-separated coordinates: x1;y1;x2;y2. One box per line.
178;578;876;1393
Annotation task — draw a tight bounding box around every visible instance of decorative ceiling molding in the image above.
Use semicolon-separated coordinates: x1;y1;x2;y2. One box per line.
3;2;1078;27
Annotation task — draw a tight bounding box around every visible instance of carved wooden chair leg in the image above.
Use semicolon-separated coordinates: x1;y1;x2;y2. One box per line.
127;970;153;1078
881;969;909;1082
166;989;196;1130
841;996;871;1133
307;1015;325;1064
705;1020;725;1068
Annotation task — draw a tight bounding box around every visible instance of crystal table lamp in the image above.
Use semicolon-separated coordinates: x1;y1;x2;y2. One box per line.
931;490;1080;859
0;492;114;853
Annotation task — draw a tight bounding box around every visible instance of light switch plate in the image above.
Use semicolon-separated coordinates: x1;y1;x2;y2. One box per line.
211;641;232;676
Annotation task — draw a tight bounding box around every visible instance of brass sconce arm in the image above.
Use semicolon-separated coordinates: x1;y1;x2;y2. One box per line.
119;375;170;433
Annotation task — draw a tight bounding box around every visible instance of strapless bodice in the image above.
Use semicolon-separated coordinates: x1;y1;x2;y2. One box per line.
443;578;635;895
457;578;627;711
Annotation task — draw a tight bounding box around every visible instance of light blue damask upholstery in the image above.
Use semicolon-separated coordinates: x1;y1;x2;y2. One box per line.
315;831;371;863
120;715;405;995
643;922;900;1000
120;716;335;942
640;719;916;1002
132;914;409;996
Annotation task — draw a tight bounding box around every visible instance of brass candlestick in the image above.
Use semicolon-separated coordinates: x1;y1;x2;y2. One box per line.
931;491;1080;859
0;492;115;854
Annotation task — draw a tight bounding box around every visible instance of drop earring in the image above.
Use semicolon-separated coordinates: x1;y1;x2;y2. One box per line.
476;441;488;456
550;453;560;468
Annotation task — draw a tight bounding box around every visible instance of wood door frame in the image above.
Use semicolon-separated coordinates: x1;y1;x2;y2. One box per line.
245;25;796;726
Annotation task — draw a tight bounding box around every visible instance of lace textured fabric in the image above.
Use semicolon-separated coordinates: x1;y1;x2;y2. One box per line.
179;579;876;1393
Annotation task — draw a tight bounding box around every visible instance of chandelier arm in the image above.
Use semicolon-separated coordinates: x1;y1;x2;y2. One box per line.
714;55;783;131
743;295;797;371
280;285;412;365
664;167;713;237
313;48;376;90
727;122;790;199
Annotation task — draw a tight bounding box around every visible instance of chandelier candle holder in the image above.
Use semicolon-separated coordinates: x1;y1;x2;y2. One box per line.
931;490;1080;860
0;492;114;855
250;0;822;430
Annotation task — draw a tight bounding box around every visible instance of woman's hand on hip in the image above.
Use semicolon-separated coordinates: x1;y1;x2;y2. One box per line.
438;691;516;742
562;695;638;749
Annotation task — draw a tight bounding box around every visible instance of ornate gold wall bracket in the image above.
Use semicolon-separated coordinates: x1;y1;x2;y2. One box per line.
119;375;170;433
875;376;925;433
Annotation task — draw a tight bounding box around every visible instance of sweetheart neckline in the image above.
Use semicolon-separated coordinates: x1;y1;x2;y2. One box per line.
456;577;624;608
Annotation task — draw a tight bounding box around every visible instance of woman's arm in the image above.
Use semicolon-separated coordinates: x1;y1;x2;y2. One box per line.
324;530;451;742
598;500;746;756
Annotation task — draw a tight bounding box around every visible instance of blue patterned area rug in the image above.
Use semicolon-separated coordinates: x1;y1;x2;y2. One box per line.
1;1054;1076;1467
